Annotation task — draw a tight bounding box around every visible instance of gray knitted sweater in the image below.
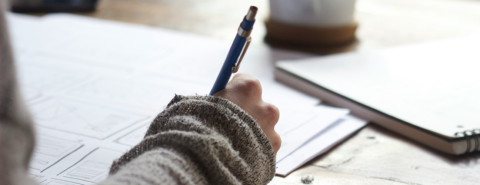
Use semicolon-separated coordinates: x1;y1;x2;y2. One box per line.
0;4;276;185
102;95;276;185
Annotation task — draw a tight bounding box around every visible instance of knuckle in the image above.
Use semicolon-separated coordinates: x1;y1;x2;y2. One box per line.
237;78;262;98
270;135;282;150
262;103;280;126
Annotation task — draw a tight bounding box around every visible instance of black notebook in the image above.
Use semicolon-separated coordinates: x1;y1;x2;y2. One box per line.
275;34;480;155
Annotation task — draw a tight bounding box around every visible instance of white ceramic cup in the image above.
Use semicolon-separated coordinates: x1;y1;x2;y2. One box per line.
269;0;356;27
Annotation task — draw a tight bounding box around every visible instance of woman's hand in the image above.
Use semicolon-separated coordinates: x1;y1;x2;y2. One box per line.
213;73;281;155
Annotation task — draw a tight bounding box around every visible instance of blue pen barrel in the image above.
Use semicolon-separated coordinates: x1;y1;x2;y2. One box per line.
209;6;257;95
209;35;247;95
240;17;255;31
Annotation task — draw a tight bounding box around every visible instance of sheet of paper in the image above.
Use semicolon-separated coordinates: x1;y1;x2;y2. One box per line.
276;115;368;176
38;14;320;105
28;125;144;185
6;13;355;184
274;105;349;161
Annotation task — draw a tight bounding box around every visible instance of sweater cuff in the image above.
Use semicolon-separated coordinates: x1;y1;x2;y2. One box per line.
109;95;276;184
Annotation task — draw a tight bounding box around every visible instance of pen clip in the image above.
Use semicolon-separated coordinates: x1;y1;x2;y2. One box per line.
232;36;252;73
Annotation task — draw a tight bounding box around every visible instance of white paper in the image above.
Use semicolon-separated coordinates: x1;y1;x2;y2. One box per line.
276;115;368;176
30;135;84;171
58;148;124;183
275;105;349;161
6;13;359;183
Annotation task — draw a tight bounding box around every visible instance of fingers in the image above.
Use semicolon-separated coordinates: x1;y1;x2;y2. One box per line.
257;102;281;154
256;102;280;129
213;73;262;108
212;73;282;154
228;73;262;101
269;131;282;154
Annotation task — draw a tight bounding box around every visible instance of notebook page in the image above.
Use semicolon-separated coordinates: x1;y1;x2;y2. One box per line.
6;13;343;184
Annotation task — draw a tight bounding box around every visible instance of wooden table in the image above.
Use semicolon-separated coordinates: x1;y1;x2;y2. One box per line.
74;0;480;184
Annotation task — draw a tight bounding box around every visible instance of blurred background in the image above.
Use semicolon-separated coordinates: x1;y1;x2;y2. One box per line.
14;0;480;53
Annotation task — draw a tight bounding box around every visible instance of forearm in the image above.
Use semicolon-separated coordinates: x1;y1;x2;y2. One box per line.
101;95;276;185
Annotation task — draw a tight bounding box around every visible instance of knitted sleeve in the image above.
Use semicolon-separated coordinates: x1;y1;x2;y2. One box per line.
99;95;276;185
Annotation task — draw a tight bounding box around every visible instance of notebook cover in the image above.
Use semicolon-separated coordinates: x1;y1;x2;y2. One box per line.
276;34;480;139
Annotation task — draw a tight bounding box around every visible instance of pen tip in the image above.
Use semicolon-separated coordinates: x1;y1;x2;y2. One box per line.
246;6;258;21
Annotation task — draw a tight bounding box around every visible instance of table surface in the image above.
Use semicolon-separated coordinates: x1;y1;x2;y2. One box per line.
72;0;480;184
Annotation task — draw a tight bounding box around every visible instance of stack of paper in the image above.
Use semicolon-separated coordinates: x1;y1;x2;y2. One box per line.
7;13;366;184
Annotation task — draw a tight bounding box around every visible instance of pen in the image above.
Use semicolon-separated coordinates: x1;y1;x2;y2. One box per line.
209;6;257;95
